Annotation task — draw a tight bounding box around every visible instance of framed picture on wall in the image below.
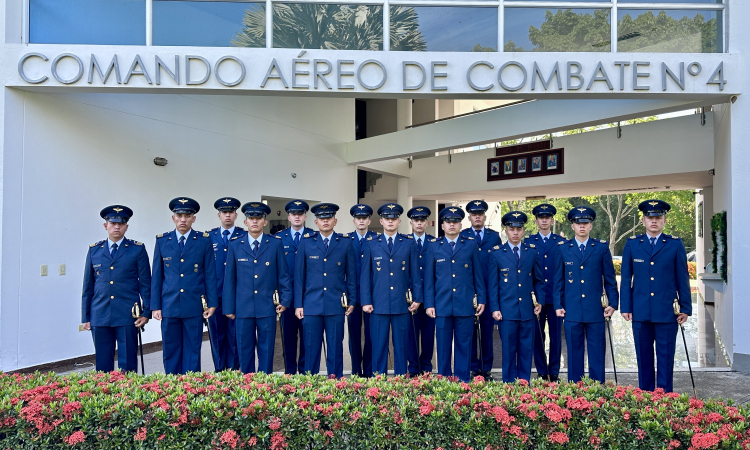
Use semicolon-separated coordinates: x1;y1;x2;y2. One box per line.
547;154;558;170
487;148;564;182
518;158;527;173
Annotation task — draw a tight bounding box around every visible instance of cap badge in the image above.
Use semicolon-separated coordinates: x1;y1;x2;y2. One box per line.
357;205;365;210
540;205;548;209
320;205;328;209
512;213;521;218
178;199;188;204
387;204;395;209
577;207;587;213
250;203;260;207
294;201;302;206
416;208;423;211
474;201;481;205
223;199;232;203
649;201;659;206
449;208;457;213
113;207;123;213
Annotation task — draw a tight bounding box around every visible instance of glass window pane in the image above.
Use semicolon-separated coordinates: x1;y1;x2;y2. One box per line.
29;0;145;45
622;0;721;4
155;1;264;47
391;6;497;52
504;8;610;52
617;10;722;52
272;4;383;50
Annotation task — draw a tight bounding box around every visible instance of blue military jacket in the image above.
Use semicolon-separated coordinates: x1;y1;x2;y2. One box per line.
488;242;546;321
209;226;247;299
275;226;315;288
223;234;292;318
349;230;379;303
82;237;152;326
151;229;218;318
294;231;357;316
460;227;502;289
620;234;692;322
411;233;434;298
524;232;563;305
424;236;486;317
360;233;422;314
553;238;619;323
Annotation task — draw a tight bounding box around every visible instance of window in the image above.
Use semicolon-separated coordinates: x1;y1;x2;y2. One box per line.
154;1;265;47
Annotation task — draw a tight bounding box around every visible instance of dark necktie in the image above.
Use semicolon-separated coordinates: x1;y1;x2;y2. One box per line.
449;241;455;254
222;229;230;246
650;237;656;252
324;238;329;250
179;236;185;252
475;229;481;241
513;246;520;261
110;242;118;258
417;238;423;253
543;236;549;245
253;240;259;256
293;231;300;246
579;243;585;256
388;236;393;252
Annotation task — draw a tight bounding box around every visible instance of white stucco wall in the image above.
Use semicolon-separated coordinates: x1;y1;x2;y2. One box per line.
0;91;355;371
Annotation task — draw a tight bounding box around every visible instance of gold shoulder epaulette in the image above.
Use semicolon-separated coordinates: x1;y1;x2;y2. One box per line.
134;241;143;246
493;245;500;250
90;240;103;247
231;236;239;240
275;235;282;239
672;236;680;239
431;239;438;243
599;240;608;244
367;237;373;241
203;232;210;237
341;233;349;238
558;241;565;245
157;232;169;239
304;233;310;238
629;236;637;240
466;236;474;240
528;243;535;248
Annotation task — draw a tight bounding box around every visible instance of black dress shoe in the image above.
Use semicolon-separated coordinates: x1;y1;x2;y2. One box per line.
550;375;560;382
483;372;495;381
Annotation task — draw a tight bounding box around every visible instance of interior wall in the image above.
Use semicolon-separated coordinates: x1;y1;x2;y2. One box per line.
0;91;356;371
365;99;397;138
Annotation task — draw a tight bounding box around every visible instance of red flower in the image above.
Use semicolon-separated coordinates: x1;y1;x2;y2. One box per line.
65;430;86;445
691;433;721;449
350;411;362;422
548;431;569;444
270;431;287;449
667;439;681;449
589;435;601;446
269;417;282;430
366;387;381;399
134;427;147;441
220;430;239;449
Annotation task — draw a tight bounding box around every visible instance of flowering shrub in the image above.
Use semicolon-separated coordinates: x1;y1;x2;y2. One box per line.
1;371;748;449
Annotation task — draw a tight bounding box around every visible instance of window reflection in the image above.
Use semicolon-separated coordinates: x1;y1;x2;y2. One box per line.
262;4;383;50
154;1;264;47
617;10;722;53
391;6;497;52
30;0;145;45
505;8;611;52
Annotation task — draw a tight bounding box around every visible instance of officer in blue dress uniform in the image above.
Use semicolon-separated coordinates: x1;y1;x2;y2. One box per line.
621;200;692;392
424;207;486;382
525;204;564;382
82;205;151;372
347;203;378;377
294;203;357;378
223;202;292;374
406;206;435;375
461;200;502;379
489;211;545;383
553;207;619;383
274;200;314;374
207;197;246;371
151;197;218;375
360;203;422;376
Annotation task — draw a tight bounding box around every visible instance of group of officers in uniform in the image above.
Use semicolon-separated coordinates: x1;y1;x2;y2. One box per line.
82;196;691;392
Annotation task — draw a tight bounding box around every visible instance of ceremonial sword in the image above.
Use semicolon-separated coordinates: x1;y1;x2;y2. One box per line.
531;292;551;382
273;290;287;374
601;293;618;384
201;295;219;372
674;298;698;398
130;302;146;375
406;288;421;375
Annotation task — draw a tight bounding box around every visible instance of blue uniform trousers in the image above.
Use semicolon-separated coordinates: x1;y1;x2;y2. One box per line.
92;325;138;372
162;316;204;374
236;316;276;374
281;306;305;374
207;302;239;371
632;321;679;392
348;305;373;377
436;316;474;382
565;321;606;383
408;306;435;374
470;307;495;373
370;313;409;375
304;315;345;378
533;304;563;377
501;319;535;383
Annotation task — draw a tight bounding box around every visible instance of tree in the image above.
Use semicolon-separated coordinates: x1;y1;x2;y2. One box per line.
583;194;641;254
505;8;719;53
232;5;426;51
499;198;574;236
471;43;496;52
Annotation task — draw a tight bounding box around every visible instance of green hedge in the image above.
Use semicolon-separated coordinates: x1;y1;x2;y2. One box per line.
1;371;748;449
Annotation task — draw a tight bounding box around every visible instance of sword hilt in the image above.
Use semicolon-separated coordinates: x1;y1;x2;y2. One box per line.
406;289;416;315
473;294;478;310
201;295;209;324
601;292;611;321
131;302;145;331
273;290;280;306
341;292;349;309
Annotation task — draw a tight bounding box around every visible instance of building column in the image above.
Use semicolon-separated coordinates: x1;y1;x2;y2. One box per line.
396;99;412;131
397;177;412;234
